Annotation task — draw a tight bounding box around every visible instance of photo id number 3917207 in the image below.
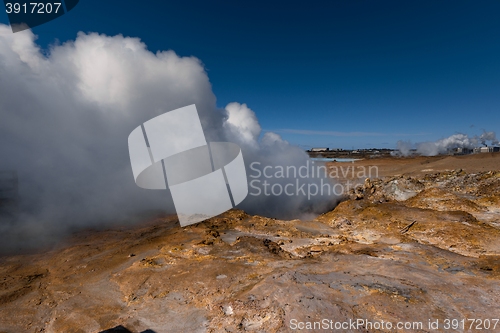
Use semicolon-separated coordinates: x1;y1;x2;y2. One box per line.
5;2;62;14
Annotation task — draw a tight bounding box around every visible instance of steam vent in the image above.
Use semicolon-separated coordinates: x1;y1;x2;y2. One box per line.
0;155;500;332
1;1;500;332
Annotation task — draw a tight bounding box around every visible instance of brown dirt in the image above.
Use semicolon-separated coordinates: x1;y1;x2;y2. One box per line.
1;154;500;333
342;152;500;178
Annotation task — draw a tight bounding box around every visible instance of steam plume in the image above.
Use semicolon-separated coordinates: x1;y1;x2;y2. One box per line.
0;26;336;252
393;131;499;156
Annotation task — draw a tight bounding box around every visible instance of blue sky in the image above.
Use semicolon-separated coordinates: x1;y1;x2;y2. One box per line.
1;0;499;149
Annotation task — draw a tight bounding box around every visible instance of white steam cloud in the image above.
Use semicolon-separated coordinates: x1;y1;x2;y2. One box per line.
394;131;499;156
0;26;336;252
479;131;499;146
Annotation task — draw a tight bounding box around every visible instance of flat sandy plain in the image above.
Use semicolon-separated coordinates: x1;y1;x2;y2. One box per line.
349;153;500;177
0;153;499;333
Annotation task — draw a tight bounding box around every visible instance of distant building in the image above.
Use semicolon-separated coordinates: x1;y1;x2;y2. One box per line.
473;146;499;153
310;148;329;152
454;147;473;155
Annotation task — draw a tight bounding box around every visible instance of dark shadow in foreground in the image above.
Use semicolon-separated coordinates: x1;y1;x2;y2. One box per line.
98;325;157;333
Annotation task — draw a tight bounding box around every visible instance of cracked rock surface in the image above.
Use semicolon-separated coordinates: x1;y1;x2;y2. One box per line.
1;154;500;333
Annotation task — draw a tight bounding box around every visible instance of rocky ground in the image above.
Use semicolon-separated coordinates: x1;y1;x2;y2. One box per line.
0;154;500;333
